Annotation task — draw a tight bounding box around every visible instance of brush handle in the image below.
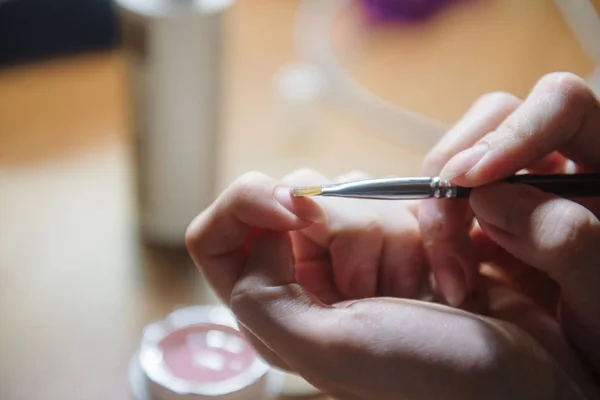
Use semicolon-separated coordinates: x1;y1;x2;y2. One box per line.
455;173;600;198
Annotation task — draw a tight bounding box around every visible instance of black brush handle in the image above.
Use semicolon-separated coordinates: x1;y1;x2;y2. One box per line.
455;173;600;198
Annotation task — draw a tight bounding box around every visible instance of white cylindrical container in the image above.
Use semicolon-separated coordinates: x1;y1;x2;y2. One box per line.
115;0;232;246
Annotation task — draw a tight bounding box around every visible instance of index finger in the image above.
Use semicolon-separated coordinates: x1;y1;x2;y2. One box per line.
441;72;600;186
185;171;324;303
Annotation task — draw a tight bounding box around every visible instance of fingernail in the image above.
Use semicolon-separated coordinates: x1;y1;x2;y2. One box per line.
274;186;326;223
440;143;488;181
437;259;466;307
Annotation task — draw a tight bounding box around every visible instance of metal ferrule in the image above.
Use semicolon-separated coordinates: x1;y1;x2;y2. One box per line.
320;177;458;199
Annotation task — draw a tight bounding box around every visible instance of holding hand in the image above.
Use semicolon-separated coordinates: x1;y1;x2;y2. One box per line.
186;72;600;400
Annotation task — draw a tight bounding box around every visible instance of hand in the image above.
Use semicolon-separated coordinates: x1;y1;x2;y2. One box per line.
185;72;600;400
422;72;600;374
186;168;428;361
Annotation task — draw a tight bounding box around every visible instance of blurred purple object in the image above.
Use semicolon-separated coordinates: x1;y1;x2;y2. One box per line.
360;0;456;22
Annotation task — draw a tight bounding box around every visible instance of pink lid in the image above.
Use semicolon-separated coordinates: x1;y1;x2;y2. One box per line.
136;305;274;399
159;323;257;384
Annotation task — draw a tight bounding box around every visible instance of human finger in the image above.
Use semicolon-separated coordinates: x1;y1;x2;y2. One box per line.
471;182;600;372
441;72;600;186
185;171;324;303
419;91;522;306
281;169;340;304
229;231;597;400
281;169;384;300
326;170;427;299
470;227;560;314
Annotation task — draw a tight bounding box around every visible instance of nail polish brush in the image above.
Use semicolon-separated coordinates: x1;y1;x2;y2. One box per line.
292;173;600;200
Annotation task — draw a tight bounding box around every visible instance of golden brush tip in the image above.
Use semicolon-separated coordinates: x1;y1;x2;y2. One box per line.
292;186;323;197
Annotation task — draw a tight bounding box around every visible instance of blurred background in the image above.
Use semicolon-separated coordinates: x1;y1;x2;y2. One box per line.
1;0;599;399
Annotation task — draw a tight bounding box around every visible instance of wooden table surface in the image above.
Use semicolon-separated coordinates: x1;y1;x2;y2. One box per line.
0;0;596;399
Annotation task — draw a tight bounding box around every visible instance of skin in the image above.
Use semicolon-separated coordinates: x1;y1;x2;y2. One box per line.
186;72;600;400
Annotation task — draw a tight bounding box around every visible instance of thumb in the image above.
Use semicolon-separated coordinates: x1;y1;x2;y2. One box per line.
470;183;600;372
229;230;347;382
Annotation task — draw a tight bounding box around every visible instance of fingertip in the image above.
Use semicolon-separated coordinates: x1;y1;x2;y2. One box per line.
274;186;327;224
185;173;318;274
439;143;489;185
223;173;317;231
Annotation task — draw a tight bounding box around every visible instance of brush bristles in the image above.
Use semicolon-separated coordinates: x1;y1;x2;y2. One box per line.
292;186;323;197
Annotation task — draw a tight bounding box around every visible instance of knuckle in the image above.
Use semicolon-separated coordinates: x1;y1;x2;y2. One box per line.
537;72;587;94
498;115;532;144
185;207;214;257
184;213;204;248
287;168;325;180
358;218;384;247
362;216;384;239
226;171;272;206
229;278;276;321
225;185;250;208
475;91;521;108
534;201;598;275
232;170;270;188
229;284;254;319
329;207;382;237
537;72;594;107
493;73;594;148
